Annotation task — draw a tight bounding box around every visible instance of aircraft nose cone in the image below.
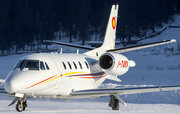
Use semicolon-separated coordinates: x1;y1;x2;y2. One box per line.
4;80;19;93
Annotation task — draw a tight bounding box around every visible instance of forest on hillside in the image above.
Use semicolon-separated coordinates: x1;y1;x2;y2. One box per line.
0;0;180;54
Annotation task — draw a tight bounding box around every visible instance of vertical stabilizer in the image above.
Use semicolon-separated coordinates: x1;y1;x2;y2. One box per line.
102;4;119;50
85;4;119;57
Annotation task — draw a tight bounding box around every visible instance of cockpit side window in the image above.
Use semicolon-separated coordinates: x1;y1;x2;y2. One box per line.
40;61;46;70
13;60;24;70
45;62;50;70
13;60;39;70
24;60;39;70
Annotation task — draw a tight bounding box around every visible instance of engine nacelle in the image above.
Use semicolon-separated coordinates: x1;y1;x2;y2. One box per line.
99;52;135;76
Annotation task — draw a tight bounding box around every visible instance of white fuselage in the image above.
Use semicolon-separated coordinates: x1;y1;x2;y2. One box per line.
4;53;108;100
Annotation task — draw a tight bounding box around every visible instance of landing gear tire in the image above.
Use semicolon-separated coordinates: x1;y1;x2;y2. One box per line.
112;99;119;110
16;101;27;112
23;101;27;111
109;95;119;110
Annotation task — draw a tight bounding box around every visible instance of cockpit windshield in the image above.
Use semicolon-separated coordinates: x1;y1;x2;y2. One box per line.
13;60;39;70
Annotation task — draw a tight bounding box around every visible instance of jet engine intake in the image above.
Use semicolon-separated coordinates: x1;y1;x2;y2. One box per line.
99;53;135;76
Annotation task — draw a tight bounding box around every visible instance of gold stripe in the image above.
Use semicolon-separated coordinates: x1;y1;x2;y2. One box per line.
40;72;87;85
63;72;87;76
41;75;62;85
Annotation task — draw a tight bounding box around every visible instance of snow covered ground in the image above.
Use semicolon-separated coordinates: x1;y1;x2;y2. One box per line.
0;21;180;113
1;100;180;114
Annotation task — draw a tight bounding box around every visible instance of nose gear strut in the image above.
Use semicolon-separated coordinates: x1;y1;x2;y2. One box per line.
8;94;27;112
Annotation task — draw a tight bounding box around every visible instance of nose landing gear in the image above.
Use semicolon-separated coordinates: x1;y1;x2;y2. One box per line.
8;94;27;112
16;100;27;112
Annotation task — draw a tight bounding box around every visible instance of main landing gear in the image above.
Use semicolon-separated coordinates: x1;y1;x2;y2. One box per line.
109;95;127;110
109;95;119;110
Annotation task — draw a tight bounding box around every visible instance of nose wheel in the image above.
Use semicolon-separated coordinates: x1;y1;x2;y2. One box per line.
16;100;27;112
8;95;28;112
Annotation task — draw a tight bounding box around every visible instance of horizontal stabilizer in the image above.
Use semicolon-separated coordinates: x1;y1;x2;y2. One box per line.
107;39;176;53
43;40;95;50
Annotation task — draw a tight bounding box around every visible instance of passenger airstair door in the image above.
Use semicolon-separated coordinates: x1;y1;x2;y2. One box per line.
52;58;62;89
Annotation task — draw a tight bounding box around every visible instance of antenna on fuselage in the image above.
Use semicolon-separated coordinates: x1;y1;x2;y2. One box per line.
60;48;63;54
77;49;79;54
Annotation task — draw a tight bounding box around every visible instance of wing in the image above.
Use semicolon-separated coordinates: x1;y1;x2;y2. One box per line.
107;39;176;53
0;88;7;94
43;40;95;50
71;85;180;98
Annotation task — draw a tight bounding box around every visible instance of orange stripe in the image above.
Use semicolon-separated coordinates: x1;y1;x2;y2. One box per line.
25;75;56;89
25;72;107;89
80;74;107;79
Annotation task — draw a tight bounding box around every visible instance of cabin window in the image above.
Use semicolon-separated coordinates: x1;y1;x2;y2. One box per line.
67;62;72;69
40;61;46;70
85;61;89;69
73;62;77;69
45;62;50;70
13;60;39;70
62;62;66;70
78;61;82;69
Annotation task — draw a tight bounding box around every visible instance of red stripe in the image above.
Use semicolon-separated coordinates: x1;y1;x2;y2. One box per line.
67;72;105;77
80;74;107;79
25;75;56;89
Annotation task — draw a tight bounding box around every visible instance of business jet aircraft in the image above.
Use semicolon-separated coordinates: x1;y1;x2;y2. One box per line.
0;4;180;112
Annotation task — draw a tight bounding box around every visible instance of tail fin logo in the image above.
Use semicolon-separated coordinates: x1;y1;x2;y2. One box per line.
112;17;116;29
